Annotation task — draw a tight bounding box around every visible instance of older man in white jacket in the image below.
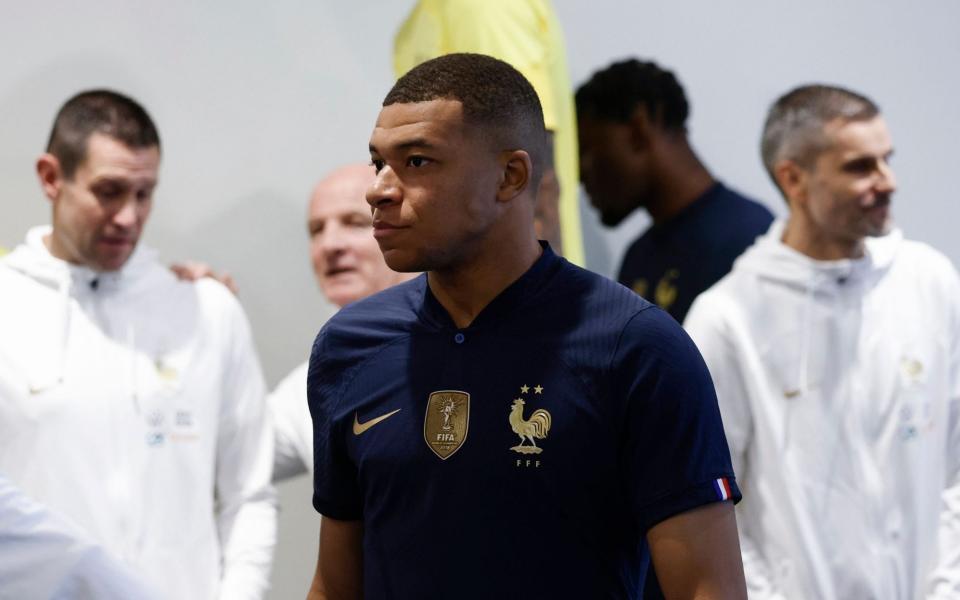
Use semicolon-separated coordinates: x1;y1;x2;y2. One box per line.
0;90;276;599
685;84;960;599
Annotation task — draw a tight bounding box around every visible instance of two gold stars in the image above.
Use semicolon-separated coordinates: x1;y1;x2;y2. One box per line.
519;384;543;394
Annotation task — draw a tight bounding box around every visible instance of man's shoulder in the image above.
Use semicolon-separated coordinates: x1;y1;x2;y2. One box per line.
331;276;423;331
713;183;772;211
311;277;423;368
539;259;682;356
887;237;960;294
896;237;956;270
706;184;775;234
549;258;652;317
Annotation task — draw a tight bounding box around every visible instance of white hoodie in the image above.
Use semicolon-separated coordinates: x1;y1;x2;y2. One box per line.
0;226;276;600
0;472;161;600
685;221;960;600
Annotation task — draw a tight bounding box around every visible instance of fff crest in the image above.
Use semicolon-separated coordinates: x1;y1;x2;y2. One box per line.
424;390;470;460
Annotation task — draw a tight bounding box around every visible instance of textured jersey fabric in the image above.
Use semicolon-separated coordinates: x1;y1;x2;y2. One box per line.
394;0;584;265
617;182;773;322
310;243;739;598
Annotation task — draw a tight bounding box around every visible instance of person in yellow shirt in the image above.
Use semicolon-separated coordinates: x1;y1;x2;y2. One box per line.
394;0;584;265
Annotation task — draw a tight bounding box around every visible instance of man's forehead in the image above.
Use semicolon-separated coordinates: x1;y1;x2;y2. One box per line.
80;134;160;179
823;116;892;149
310;169;375;214
369;99;466;151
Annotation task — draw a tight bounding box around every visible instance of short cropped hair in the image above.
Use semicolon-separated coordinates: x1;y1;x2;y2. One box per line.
761;84;879;191
384;53;547;185
575;58;689;132
46;89;160;179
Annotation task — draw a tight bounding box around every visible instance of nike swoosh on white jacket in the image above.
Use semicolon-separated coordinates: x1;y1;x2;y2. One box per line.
685;221;960;600
0;226;277;600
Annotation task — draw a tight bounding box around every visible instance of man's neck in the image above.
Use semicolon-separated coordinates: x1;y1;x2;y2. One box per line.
781;217;864;260
644;142;715;225
428;237;542;329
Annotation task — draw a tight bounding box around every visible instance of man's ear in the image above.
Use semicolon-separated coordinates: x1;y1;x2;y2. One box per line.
627;105;653;152
773;159;808;208
497;149;533;203
36;153;64;202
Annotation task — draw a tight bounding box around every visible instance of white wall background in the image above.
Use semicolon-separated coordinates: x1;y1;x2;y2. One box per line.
1;1;958;597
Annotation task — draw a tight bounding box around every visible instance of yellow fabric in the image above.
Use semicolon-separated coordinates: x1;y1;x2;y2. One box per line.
394;0;584;266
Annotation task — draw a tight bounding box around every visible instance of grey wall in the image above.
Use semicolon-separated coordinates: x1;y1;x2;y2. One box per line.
1;1;958;597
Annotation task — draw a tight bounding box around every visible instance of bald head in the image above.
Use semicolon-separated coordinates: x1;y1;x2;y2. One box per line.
308;163;412;307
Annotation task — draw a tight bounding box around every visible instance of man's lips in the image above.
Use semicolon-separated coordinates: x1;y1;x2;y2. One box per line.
372;221;407;239
325;266;356;277
98;237;134;247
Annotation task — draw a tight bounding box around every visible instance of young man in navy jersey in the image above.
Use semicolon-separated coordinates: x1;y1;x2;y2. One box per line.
577;59;774;323
307;53;746;599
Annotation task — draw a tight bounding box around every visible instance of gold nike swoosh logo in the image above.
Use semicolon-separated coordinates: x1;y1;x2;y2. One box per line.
353;408;402;435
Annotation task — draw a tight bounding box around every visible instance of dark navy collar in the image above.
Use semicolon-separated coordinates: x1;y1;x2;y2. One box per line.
419;241;561;331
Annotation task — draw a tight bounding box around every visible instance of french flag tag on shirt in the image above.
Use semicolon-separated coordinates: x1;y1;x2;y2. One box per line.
713;477;732;501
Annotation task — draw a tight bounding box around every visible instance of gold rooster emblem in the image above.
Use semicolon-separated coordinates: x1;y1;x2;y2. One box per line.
509;398;551;455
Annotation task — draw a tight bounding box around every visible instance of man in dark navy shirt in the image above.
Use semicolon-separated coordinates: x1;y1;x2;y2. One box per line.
307;53;746;600
577;58;774;322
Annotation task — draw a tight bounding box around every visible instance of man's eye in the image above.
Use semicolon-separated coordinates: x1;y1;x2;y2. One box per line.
95;186;122;200
407;156;430;168
370;159;385;174
844;159;875;174
347;218;372;228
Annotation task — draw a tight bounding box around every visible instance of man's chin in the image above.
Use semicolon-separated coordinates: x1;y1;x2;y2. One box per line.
864;218;893;238
324;283;367;308
597;206;631;228
92;253;134;272
382;249;425;274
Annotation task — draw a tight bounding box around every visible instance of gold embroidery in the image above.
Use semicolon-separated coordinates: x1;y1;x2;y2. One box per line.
509;398;551;455
424;391;470;460
654;269;679;310
353;408;402;435
901;357;924;381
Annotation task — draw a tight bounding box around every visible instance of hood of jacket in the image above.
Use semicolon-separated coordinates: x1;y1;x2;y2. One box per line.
733;220;902;296
4;225;159;295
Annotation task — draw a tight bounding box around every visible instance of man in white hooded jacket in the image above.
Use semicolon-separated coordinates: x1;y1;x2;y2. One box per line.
0;90;276;599
685;84;960;599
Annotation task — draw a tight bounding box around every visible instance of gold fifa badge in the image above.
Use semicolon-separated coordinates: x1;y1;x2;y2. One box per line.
509;388;551;455
424;390;470;460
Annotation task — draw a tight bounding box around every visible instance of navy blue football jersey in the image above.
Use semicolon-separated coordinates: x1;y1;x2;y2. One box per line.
309;244;740;599
618;182;773;323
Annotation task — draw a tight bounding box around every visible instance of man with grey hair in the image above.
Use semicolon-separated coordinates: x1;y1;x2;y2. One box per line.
685;84;960;599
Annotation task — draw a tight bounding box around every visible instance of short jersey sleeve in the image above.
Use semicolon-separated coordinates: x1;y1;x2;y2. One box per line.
611;306;741;534
307;327;363;520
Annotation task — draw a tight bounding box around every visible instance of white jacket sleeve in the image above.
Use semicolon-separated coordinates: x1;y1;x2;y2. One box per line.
215;297;277;600
685;295;787;600
0;473;160;600
926;274;960;599
269;362;311;483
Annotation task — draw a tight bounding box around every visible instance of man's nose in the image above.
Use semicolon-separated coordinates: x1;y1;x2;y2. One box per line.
367;166;401;210
877;160;897;194
319;222;348;253
112;198;139;228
